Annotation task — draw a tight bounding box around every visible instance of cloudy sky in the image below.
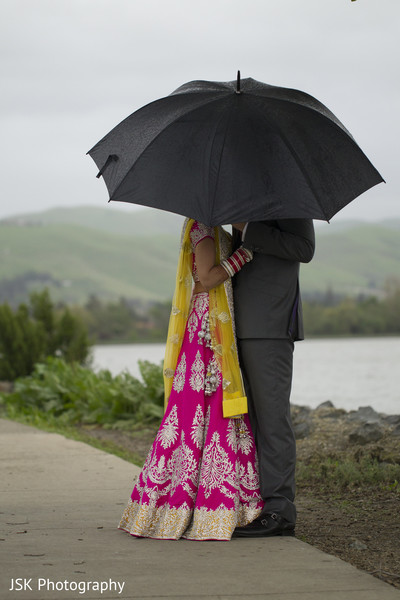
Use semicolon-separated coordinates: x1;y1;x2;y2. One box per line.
1;0;399;222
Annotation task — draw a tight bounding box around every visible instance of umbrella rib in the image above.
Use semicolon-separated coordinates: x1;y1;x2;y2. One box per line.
251;96;384;216
250;101;331;221
245;90;354;139
207;103;235;225
110;94;232;204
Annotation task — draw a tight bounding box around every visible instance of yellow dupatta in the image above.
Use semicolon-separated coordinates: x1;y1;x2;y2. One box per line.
163;218;247;418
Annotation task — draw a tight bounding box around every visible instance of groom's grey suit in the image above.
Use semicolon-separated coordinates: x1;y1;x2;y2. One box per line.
233;219;315;524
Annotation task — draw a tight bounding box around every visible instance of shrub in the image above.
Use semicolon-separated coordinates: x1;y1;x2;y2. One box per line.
0;289;90;380
1;356;164;426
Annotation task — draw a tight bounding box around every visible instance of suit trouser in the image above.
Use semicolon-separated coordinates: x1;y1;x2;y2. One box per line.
238;338;296;524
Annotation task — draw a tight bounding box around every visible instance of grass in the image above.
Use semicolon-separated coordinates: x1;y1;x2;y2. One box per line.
297;456;400;493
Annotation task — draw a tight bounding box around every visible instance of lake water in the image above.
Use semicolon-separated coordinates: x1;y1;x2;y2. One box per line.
92;337;400;415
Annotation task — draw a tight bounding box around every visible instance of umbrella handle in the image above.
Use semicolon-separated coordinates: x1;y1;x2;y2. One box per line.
96;154;119;179
236;70;241;95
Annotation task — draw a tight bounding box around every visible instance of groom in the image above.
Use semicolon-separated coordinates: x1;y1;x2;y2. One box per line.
232;219;315;537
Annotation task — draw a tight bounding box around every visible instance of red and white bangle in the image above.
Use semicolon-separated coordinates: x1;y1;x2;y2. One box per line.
221;246;253;277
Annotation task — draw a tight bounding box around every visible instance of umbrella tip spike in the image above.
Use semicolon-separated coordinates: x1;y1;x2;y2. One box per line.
236;70;241;94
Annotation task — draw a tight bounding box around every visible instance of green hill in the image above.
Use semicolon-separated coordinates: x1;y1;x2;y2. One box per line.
0;219;181;305
302;222;400;297
0;206;399;305
2;205;183;237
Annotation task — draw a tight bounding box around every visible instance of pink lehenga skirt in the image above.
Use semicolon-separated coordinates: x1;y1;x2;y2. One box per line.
118;292;263;541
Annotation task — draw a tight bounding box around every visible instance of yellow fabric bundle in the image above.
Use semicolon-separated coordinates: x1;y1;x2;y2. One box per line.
163;220;194;406
163;218;247;418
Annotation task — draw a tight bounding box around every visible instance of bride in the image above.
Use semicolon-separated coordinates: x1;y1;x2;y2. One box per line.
119;218;263;540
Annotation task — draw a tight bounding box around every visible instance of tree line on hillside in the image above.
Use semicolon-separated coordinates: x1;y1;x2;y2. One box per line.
75;280;400;341
303;278;400;336
76;295;171;343
0;272;59;306
3;279;400;350
1;281;400;381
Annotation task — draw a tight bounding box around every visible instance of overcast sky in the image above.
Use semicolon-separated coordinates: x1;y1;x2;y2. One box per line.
1;0;399;223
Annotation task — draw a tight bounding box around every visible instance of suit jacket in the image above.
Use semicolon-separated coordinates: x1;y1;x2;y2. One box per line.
232;219;315;341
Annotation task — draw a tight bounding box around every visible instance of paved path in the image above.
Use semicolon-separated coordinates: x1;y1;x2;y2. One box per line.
1;418;399;600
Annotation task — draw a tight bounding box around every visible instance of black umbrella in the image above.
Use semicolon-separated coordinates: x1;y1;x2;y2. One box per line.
88;72;384;226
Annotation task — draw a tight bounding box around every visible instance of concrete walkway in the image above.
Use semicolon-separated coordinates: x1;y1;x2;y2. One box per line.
0;418;399;600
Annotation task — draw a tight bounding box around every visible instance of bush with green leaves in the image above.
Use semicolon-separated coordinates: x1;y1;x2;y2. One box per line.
1;356;164;427
0;289;90;380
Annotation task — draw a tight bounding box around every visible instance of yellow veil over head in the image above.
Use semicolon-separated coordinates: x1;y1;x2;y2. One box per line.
163;218;247;418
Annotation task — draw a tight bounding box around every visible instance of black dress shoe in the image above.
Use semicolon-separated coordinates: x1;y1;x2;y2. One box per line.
233;512;295;538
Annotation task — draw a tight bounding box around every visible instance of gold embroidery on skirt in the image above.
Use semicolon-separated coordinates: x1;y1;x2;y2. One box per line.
118;499;261;541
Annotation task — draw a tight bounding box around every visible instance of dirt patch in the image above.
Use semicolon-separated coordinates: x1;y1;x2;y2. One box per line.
77;424;157;461
296;488;400;589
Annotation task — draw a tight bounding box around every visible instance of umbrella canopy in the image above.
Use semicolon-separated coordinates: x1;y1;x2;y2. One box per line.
88;73;384;226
